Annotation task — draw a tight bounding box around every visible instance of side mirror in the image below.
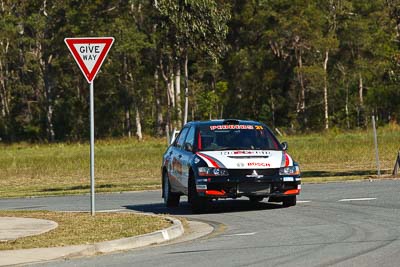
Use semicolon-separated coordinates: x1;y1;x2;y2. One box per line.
184;143;193;152
281;141;288;151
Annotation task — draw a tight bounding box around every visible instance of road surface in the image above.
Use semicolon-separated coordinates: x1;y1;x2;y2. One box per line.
1;180;400;267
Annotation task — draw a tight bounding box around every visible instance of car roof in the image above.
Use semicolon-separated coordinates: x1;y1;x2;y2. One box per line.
184;119;265;127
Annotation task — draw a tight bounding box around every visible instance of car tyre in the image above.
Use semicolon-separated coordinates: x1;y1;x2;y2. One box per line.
268;196;282;203
163;172;180;207
282;196;296;207
188;177;208;214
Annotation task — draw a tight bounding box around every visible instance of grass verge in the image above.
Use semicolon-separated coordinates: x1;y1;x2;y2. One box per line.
0;137;166;198
0;211;171;250
0;126;399;198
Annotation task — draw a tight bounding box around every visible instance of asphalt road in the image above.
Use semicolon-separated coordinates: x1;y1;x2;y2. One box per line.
1;180;400;267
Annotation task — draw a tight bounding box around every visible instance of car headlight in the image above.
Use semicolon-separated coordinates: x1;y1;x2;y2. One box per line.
198;167;229;176
279;165;300;176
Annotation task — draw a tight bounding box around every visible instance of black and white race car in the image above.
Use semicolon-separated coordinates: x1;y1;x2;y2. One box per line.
161;119;301;213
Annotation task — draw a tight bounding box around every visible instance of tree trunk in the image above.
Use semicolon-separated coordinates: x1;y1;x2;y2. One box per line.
169;76;175;109
169;74;174;130
42;52;55;142
358;73;365;127
175;60;182;127
125;107;131;138
359;73;364;106
0;42;10;138
122;53;133;138
0;49;10;119
135;105;142;141
296;49;307;128
183;51;189;125
345;81;350;129
160;58;173;138
36;0;55;141
154;68;163;136
271;91;275;129
45;76;55;141
323;50;329;130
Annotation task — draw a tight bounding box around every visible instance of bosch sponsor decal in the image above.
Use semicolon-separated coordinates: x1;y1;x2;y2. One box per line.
210;125;254;130
247;162;271;167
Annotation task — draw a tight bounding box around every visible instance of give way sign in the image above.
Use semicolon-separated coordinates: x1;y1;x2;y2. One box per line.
64;37;114;83
64;36;114;216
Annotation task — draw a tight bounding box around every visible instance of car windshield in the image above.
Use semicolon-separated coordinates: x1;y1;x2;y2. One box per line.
197;124;280;151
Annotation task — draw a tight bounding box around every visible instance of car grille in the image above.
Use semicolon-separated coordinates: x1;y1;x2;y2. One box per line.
228;168;279;177
238;183;271;195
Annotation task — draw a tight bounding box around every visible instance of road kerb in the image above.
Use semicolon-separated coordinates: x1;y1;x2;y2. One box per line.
0;216;183;266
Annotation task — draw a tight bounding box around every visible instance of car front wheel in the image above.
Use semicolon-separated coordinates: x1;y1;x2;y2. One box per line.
282;196;297;207
188;177;208;213
163;172;180;207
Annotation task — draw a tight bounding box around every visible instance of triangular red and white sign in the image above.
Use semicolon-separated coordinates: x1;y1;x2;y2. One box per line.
64;37;114;83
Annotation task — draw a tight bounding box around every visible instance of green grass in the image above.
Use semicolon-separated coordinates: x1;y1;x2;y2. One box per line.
0;137;167;198
284;125;400;180
0;126;399;198
0;211;170;250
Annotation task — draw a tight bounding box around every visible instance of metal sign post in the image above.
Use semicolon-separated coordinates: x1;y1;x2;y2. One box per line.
65;37;114;216
372;115;381;177
393;151;400;176
90;81;95;215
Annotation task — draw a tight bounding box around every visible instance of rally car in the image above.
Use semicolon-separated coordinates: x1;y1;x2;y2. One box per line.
161;119;301;213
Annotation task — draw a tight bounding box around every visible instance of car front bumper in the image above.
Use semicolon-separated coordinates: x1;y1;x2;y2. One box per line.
195;175;301;198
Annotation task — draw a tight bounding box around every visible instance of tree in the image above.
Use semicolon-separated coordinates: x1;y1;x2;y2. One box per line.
154;0;230;127
0;0;18;139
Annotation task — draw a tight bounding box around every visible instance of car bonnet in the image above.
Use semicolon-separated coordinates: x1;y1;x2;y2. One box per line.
196;150;294;169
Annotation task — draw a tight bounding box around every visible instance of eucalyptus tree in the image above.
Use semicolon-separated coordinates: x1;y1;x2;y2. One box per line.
14;1;71;141
335;0;396;127
0;0;19;139
154;0;230;128
110;2;151;140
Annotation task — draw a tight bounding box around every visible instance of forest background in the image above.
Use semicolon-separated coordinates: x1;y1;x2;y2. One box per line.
1;0;400;142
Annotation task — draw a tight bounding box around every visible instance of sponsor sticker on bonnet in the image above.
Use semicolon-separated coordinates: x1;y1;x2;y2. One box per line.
200;150;284;169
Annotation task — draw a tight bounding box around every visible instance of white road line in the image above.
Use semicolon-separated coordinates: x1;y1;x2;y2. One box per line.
223;232;257;237
338;198;377;202
297;200;311;203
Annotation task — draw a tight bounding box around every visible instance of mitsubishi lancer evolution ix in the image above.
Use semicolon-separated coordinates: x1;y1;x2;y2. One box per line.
161;119;301;213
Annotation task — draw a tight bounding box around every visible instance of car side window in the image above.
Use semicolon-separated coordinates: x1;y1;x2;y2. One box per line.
185;126;195;146
175;127;189;149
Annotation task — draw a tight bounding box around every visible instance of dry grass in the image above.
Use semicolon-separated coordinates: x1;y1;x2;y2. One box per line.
0;126;399;198
284;125;400;181
0;210;170;250
0;137;167;198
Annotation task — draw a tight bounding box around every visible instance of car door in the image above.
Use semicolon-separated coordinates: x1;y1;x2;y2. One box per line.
170;127;189;193
178;126;196;195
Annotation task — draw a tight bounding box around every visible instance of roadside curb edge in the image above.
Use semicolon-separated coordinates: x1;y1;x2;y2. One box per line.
0;216;184;266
